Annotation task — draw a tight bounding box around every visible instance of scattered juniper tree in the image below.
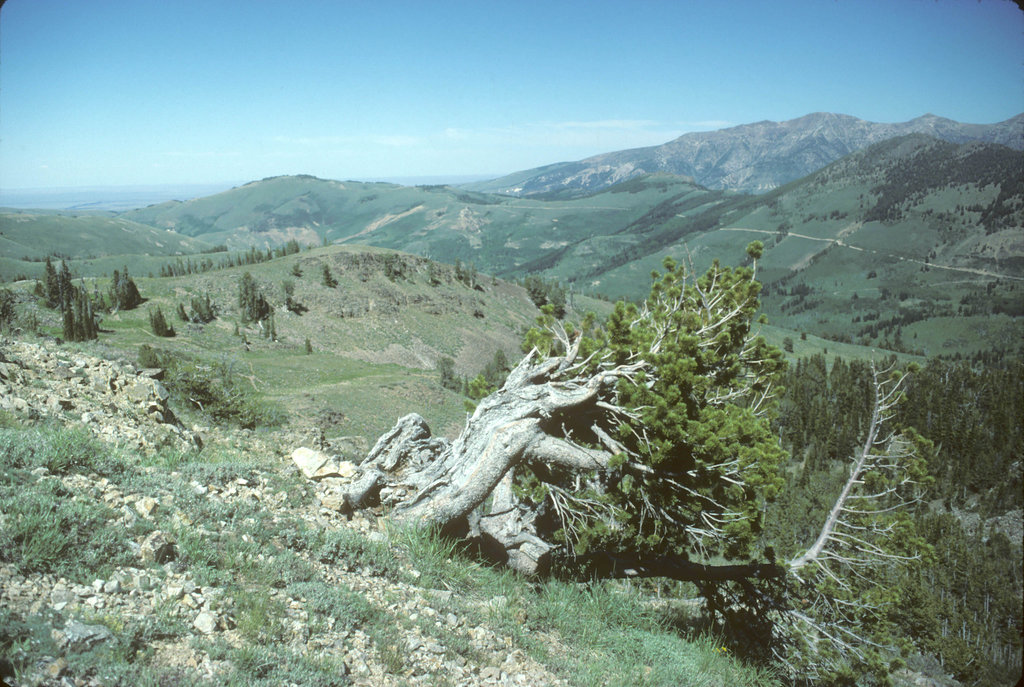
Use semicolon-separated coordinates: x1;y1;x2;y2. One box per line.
282;279;306;314
190;294;216;323
43;257;61;308
148;307;175;337
61;285;98;342
453;259;476;288
321;263;338;289
109;267;142;311
437;357;459;392
337;243;930;681
45;263;98;342
265;312;277;341
238;272;271;324
0;289;16;332
428;262;444;286
522;275;567;318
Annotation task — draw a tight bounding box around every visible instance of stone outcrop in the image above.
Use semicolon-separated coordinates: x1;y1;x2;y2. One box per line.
0;338;197;452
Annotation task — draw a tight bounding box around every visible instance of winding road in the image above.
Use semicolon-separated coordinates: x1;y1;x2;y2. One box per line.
719;226;1024;282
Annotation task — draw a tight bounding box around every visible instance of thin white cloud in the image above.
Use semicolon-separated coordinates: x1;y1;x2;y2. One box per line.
441;119;693;151
162;150;240;158
271;120;733;157
271;134;422;148
681;119;734;129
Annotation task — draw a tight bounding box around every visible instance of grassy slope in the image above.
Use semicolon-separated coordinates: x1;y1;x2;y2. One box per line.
6;138;1019;359
114;138;1021;358
118;174;727;281
18;244;603;443
0;209;214;262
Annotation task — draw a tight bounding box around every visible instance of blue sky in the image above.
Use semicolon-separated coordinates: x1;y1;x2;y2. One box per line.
1;0;1022;190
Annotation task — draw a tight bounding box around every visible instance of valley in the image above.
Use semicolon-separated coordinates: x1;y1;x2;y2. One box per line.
1;112;1021;686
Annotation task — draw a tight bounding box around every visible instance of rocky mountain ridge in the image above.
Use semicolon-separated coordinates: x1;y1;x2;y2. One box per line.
465;112;1024;196
0;339;194;454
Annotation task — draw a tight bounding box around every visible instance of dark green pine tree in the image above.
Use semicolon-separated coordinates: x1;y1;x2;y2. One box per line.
61;297;75;341
321;263;338;288
56;260;73;312
110;266;143;310
149;307;175;337
190;293;216;323
43;257;61;308
59;283;97;342
238;272;271;324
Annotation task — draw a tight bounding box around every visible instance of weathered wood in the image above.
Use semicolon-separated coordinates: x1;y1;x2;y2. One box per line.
337;349;620;533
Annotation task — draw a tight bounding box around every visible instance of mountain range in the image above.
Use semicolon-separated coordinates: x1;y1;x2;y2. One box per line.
464;112;1024;196
2;112;1021;358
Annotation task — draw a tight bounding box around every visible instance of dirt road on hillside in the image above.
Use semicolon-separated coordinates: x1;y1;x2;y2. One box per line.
719;227;1024;282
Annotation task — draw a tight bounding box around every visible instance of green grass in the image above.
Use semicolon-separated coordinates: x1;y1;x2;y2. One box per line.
370;526;780;687
0;210;214;262
0;426;156;580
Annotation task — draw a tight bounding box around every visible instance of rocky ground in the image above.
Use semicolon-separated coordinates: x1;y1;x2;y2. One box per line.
0;338;571;686
0;339;196;454
1;471;567;686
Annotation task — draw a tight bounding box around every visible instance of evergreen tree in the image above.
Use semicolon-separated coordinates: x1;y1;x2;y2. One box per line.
190;294;216;323
43;257;60;308
149;307;175;337
427;262;444;286
0;289;15;332
437;357;459;391
60;285;98;342
321;263;338;288
56;260;73;313
282;279;306;314
109;267;142;310
238;272;271;324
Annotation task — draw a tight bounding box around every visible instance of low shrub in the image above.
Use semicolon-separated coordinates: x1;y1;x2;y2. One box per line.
136;346;285;429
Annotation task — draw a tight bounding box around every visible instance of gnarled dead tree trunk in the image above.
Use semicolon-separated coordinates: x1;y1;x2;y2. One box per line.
337;335;639;575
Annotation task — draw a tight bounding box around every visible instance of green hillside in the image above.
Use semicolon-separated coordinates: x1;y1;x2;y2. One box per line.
8;244;602;442
0;209;214;261
567;137;1023;357
119;174;730;280
8;136;1020;359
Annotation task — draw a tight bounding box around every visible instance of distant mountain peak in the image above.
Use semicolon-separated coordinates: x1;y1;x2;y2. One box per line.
465;112;1023;198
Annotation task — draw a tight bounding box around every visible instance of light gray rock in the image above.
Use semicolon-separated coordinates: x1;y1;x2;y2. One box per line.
134;497;158;518
62;620;114;648
139;530;176;564
291;447;355;480
193;611;218;634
